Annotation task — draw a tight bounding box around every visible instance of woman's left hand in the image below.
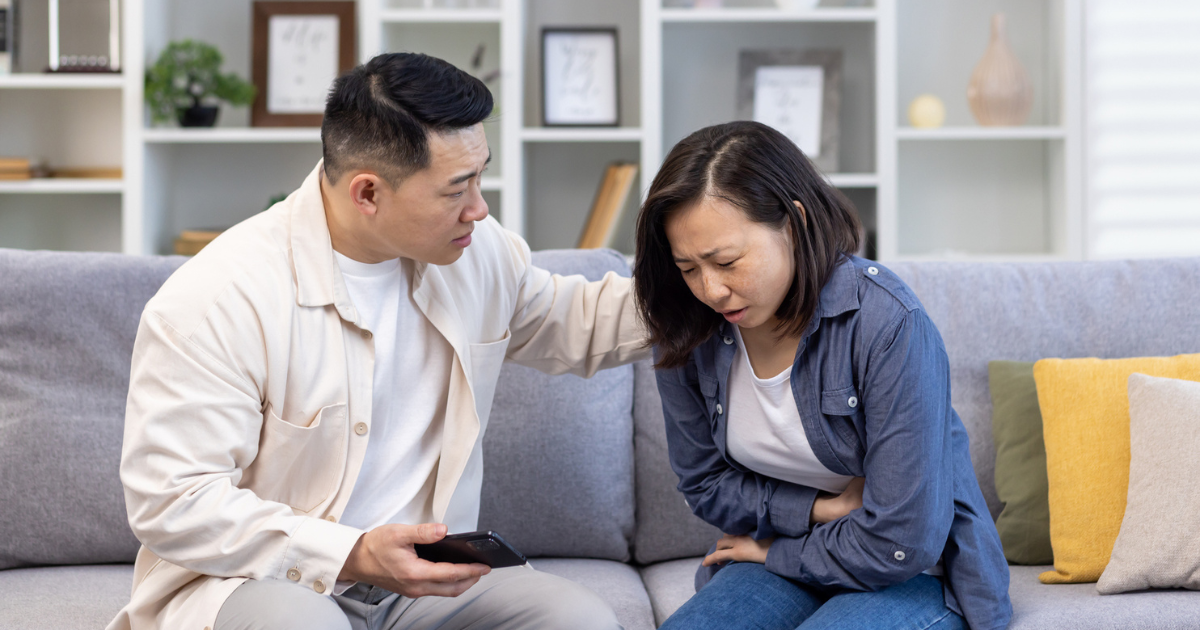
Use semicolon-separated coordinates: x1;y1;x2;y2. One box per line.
702;534;774;567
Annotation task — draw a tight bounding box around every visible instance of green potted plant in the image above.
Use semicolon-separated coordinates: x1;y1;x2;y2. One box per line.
145;40;256;127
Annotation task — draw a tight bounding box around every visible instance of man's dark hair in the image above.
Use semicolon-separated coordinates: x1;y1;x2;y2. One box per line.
321;52;493;185
634;121;862;369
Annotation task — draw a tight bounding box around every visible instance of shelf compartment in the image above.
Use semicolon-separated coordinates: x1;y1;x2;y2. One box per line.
143;128;323;143
660;7;878;23
896;126;1066;141
0;179;124;194
380;8;502;23
0;195;122;252
0;74;126;89
521;128;645;143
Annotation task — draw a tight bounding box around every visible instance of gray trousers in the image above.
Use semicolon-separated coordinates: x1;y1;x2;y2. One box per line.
215;564;624;630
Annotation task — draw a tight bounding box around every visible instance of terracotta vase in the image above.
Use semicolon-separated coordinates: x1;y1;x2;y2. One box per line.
967;13;1033;126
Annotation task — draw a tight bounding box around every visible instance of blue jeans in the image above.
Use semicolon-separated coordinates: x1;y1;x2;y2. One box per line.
660;563;966;630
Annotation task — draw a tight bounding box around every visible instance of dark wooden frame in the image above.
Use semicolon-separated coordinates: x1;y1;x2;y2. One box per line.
540;27;621;127
252;1;356;127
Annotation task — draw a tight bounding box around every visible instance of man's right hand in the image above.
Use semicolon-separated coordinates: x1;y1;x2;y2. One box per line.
338;523;491;598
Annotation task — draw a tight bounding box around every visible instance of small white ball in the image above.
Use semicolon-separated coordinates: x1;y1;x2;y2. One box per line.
908;94;946;128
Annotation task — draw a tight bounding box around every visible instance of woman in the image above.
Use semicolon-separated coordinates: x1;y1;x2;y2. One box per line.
633;121;1011;630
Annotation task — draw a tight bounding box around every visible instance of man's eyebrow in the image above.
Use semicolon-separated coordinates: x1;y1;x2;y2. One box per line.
447;151;493;186
673;248;725;263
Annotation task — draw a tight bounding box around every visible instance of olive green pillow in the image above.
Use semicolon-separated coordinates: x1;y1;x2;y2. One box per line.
989;360;1053;565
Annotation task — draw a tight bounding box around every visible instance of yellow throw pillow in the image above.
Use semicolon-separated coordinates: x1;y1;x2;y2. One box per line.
1034;353;1200;584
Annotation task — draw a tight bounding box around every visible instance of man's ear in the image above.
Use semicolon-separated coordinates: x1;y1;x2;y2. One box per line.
348;173;384;217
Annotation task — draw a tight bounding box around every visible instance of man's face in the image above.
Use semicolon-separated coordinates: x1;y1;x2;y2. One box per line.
361;123;491;265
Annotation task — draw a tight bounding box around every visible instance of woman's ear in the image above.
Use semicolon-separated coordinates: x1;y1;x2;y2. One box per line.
793;200;808;229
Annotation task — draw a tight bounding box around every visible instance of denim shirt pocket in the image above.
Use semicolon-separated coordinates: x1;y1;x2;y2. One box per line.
820;385;865;457
698;374;719;419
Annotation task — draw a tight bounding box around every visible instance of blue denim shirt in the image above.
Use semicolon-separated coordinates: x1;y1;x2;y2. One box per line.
656;256;1012;630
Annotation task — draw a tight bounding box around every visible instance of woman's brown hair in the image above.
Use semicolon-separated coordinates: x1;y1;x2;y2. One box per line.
634;121;862;369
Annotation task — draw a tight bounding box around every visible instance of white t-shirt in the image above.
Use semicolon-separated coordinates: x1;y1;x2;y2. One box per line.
333;252;453;531
725;326;853;494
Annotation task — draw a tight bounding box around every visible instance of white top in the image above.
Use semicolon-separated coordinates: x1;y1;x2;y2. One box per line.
725;326;853;494
334;252;453;531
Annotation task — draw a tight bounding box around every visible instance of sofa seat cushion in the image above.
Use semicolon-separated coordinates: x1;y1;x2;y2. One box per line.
637;560;1200;629
0;565;133;630
530;558;655;630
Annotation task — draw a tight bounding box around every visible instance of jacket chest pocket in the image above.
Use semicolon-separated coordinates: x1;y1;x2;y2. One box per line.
821;386;865;454
243;403;348;513
468;330;511;422
698;374;720;420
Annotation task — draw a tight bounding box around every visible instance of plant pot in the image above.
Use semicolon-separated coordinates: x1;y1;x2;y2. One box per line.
178;105;220;128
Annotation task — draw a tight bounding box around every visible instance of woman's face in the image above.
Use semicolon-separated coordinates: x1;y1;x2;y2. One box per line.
664;196;796;331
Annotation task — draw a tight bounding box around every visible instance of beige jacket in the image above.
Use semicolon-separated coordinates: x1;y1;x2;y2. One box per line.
108;163;648;630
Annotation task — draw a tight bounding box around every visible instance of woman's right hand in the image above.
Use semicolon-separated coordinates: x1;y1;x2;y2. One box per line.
810;477;865;525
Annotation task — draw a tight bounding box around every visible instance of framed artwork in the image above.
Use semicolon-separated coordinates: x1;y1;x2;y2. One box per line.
737;49;842;173
252;1;356;127
541;27;620;127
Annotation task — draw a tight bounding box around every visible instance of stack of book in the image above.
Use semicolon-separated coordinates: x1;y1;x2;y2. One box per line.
0;157;36;180
173;229;223;256
577;162;640;249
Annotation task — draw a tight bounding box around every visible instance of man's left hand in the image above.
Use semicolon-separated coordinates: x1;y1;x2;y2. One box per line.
702;534;774;567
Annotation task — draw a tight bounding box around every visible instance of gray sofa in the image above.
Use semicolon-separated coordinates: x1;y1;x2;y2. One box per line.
2;246;1199;630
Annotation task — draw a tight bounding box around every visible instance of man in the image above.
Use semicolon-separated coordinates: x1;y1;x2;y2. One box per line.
108;53;647;630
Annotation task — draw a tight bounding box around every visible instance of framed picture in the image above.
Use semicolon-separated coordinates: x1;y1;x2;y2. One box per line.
252;1;356;127
541;27;620;127
737;49;842;173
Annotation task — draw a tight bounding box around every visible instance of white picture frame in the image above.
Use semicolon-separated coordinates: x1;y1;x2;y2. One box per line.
542;28;620;127
737;49;843;173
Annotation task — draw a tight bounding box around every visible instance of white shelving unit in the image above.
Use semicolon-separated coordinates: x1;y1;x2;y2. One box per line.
1;0;1082;262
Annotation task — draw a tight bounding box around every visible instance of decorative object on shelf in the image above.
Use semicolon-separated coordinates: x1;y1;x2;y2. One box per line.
145;40;257;128
967;13;1033;126
775;0;822;11
0;0;13;75
46;0;120;73
578;162;638;249
49;166;121;179
0;157;38;180
541;28;620;127
907;94;946;128
252;1;356;127
737;49;842;173
174;229;224;256
265;192;288;210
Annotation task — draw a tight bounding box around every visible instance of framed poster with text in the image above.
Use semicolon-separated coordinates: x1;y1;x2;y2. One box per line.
541;28;620;127
252;1;355;127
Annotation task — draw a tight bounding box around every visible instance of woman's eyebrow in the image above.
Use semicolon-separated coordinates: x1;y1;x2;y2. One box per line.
674;248;725;263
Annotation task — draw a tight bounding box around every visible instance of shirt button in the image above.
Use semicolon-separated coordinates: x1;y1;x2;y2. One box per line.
354;422;369;436
313;580;327;594
848;396;858;408
286;567;301;581
868;266;879;276
894;550;906;561
723;336;734;345
361;330;372;340
716;404;724;415
324;514;337;522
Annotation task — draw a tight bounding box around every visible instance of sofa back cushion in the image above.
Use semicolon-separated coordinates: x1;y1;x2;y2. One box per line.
478;249;636;562
0;249;185;569
631;257;1200;563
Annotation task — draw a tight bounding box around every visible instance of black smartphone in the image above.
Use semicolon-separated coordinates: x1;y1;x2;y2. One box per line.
414;530;527;568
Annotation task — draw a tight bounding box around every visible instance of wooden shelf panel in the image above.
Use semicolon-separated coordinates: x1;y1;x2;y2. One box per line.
0;74;126;89
661;7;878;23
521;128;644;143
0;178;124;194
380;8;503;23
896;126;1067;141
143;128;323;143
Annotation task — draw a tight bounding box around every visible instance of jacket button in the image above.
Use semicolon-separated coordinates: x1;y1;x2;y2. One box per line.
848;396;858;408
286;567;301;581
354;422;369;436
716;404;724;415
723;336;733;345
313;580;327;594
361;330;372;340
894;550;906;561
324;514;337;522
868;266;879;276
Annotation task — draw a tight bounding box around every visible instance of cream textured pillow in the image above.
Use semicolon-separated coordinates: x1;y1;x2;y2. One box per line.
1097;373;1200;594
